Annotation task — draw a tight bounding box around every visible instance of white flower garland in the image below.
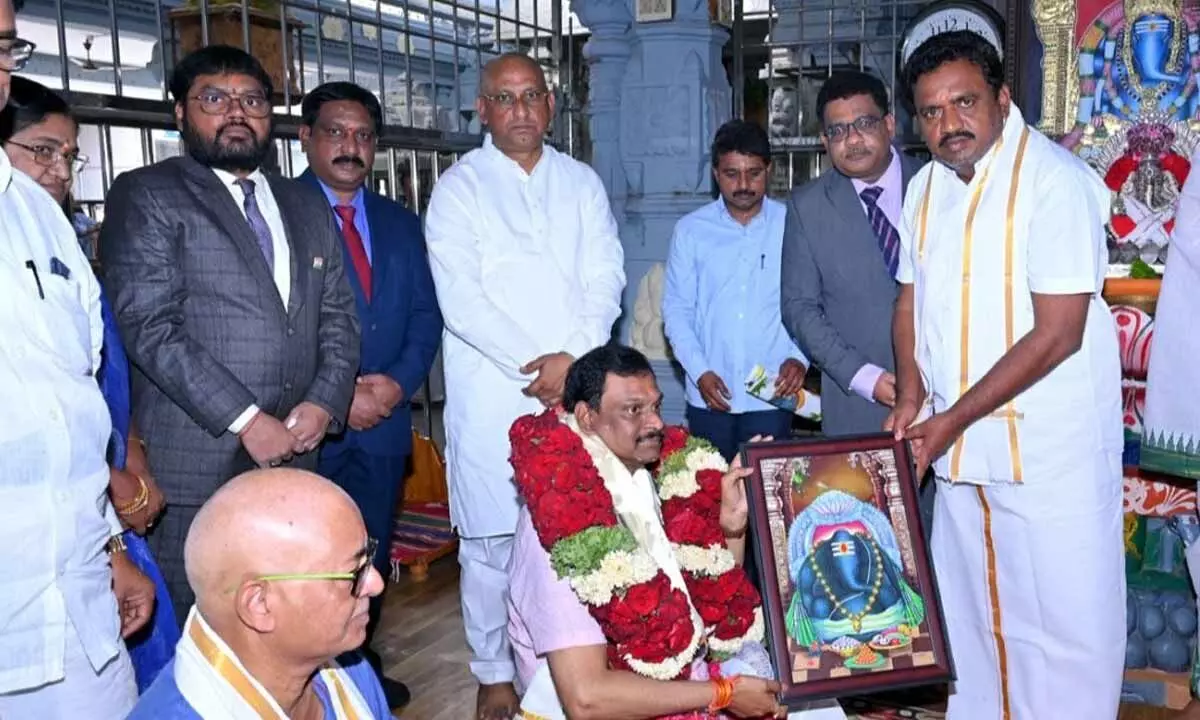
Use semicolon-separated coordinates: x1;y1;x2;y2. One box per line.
568;549;660;606
657;441;765;656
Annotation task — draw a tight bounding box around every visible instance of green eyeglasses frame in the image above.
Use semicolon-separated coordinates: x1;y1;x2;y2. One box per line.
246;537;378;597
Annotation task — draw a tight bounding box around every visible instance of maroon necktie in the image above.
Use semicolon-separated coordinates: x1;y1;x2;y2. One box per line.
334;205;371;299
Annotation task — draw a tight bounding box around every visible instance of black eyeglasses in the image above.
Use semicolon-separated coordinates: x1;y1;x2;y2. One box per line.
5;140;88;174
190;89;272;119
823;115;884;142
0;35;35;72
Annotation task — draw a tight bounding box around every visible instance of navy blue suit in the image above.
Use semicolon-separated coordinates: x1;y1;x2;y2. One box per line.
300;170;442;594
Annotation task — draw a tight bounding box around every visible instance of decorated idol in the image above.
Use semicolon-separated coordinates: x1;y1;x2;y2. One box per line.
506;344;847;720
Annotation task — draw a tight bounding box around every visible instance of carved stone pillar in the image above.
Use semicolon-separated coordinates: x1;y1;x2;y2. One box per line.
619;3;732;423
570;0;632;221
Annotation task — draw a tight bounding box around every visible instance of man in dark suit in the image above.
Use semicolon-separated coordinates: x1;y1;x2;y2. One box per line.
781;71;924;438
297;81;442;710
100;46;361;624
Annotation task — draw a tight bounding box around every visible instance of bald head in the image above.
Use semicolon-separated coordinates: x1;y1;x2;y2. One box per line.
184;468;363;618
480;52;546;97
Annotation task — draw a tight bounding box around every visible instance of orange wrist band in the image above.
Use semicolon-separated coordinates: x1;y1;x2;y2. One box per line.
707;676;735;713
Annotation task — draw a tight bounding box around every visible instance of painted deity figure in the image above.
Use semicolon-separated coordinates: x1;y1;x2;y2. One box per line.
785;490;925;651
1103;122;1191;263
1076;0;1200;128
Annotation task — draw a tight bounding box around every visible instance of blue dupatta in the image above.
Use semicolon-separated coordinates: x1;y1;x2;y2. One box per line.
97;291;181;693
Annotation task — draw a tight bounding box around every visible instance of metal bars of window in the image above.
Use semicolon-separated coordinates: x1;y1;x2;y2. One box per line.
729;0;930;196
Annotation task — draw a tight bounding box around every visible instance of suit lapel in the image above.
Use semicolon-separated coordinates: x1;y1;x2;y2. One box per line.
266;174;306;318
362;193;389;307
826;171;875;242
177;158;285;314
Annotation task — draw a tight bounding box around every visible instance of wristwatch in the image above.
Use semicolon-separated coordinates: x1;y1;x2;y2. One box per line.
106;533;127;555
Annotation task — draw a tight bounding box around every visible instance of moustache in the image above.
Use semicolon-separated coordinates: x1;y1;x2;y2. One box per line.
334;156;366;168
733;191;755;199
217;122;256;140
637;430;664;444
844;147;871;159
939;131;975;148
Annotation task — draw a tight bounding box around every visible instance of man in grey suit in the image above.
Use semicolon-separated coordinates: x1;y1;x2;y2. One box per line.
101;46;360;623
781;71;923;438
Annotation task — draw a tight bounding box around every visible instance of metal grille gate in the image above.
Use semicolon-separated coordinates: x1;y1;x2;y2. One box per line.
13;0;583;444
728;0;935;196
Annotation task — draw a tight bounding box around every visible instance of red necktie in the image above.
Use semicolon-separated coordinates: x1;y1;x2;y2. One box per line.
334;205;371;299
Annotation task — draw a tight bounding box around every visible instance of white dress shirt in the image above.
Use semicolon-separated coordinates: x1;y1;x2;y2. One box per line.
211;167;292;433
0;148;125;693
425;135;626;537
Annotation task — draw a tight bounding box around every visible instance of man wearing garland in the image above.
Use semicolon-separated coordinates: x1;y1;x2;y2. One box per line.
890;31;1125;718
507;344;845;719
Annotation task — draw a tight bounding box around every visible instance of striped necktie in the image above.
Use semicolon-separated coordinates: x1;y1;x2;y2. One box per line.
859;185;899;279
234;178;275;272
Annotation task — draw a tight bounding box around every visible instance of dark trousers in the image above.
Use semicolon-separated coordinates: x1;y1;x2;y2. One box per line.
684;405;794;463
146;502;203;628
684;405;793;591
317;448;409;644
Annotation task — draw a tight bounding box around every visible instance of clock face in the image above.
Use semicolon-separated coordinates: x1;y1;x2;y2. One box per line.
901;3;1004;66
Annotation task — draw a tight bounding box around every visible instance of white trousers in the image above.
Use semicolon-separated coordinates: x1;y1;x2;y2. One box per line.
0;620;136;719
932;471;1125;720
461;534;517;685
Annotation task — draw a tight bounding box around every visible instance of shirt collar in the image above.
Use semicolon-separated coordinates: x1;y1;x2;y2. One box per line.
0;147;13;194
211;166;267;189
850;146;901;196
717;196;773;228
316;177;366;214
482;133;548;179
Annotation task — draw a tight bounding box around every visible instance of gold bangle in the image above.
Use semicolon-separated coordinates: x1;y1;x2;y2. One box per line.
115;475;149;516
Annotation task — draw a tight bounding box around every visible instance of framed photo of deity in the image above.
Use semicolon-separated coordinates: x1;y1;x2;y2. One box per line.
740;434;953;705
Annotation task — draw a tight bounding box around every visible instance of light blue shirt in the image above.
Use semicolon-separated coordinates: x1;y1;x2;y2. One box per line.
663;197;806;414
317;179;373;264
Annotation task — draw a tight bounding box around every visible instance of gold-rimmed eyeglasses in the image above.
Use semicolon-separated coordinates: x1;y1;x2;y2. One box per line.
244;537;378;597
5;140;88;175
482;88;550;109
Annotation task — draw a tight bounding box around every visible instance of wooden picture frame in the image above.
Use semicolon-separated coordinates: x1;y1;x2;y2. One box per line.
741;434;953;705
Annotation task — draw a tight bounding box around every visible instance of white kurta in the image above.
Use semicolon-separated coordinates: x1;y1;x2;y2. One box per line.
424;134;626;539
897;107;1126;719
1142;146;1200;479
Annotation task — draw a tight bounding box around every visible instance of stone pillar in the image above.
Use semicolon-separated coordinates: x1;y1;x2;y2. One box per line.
570;0;632;222
618;7;731;424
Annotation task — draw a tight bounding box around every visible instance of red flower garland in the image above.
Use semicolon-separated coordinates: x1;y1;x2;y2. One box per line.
655;426;765;650
510;412;700;679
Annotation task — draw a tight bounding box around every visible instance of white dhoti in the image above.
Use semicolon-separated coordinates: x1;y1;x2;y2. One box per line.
932;459;1126;720
461;534;517;685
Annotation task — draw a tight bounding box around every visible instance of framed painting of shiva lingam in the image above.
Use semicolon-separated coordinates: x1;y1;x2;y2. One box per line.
741;434;953;705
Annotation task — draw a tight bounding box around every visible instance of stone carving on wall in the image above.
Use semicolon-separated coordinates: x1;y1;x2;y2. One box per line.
631;262;671;360
622;84;692;157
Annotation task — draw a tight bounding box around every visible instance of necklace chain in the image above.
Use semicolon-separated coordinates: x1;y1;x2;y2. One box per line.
807;533;884;634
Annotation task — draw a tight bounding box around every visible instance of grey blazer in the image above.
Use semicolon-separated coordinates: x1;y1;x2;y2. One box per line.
100;155;361;505
780;153;924;437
